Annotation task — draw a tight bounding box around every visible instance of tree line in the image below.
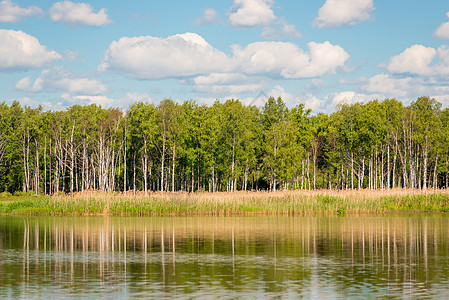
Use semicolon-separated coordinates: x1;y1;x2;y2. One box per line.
0;96;448;194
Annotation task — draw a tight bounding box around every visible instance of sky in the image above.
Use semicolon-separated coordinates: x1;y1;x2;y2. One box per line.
1;0;449;113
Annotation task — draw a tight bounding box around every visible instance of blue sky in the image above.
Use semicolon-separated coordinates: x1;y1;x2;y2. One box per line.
1;0;449;112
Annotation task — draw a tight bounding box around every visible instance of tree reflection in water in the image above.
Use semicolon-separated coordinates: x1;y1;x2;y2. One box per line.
1;215;449;298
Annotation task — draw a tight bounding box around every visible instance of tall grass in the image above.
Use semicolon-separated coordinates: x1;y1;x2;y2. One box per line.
1;189;449;216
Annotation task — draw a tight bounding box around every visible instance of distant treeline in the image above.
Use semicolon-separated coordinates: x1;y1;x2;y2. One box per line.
0;96;448;194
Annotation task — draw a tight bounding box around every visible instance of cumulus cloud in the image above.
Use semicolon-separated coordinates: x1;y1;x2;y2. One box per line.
50;1;112;27
226;0;300;40
362;73;412;97
385;44;449;76
232;41;349;78
196;8;217;26
100;33;349;81
387;44;436;75
227;0;276;27
434;12;449;39
0;0;42;23
16;66;108;94
360;44;449;104
0;29;61;69
313;0;374;28
99;32;232;79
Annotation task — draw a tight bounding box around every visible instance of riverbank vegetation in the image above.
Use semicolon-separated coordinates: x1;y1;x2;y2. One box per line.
0;95;448;194
1;189;449;216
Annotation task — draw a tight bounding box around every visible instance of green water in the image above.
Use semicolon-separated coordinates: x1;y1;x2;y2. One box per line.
1;215;449;298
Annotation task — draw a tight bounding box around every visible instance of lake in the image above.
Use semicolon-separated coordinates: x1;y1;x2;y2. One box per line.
1;215;449;298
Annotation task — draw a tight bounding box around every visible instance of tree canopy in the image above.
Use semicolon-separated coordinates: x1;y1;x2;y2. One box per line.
1;96;448;194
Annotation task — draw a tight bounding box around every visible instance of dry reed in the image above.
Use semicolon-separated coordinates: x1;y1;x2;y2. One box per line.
1;188;449;216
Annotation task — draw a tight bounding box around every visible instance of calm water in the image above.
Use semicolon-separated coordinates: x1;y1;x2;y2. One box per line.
1;215;449;299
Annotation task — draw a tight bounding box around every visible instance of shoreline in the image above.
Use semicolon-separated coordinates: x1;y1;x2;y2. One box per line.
1;189;449;216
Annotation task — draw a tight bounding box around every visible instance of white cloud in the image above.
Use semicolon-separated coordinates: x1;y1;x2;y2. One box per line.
434;12;449;39
304;94;326;112
435;46;449;76
200;86;379;113
387;44;436;75
192;73;249;85
15;76;31;90
8;96;39;107
6;96;71;111
122;92;153;104
385;44;449;76
62;92;152;108
361;73;449;101
249;90;379;113
50;1;112;27
16;66;108;94
242;94;267;107
437;45;449;66
227;0;300;40
432;94;449;107
298;41;350;77
292;91;382;113
313;0;374;28
228;0;276;27
196;8;217;26
195;83;265;94
330;91;366;106
323;91;387;113
261;19;302;40
100;33;350;82
6;96;68;111
99;32;232;79
0;0;42;23
362;73;411;97
268;85;301;107
64;94;114;106
232;41;349;78
0;30;61;70
243;85;306;108
191;73;266;95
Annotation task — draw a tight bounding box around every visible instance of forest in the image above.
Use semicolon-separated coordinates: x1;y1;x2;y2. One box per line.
0;95;447;195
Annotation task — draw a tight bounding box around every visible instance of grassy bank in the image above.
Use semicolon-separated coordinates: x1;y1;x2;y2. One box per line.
1;189;449;216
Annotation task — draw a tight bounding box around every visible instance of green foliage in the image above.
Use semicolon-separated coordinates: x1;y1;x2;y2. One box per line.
0;95;447;194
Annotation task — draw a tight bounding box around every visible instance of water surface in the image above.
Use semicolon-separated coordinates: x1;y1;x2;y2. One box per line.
1;215;449;298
